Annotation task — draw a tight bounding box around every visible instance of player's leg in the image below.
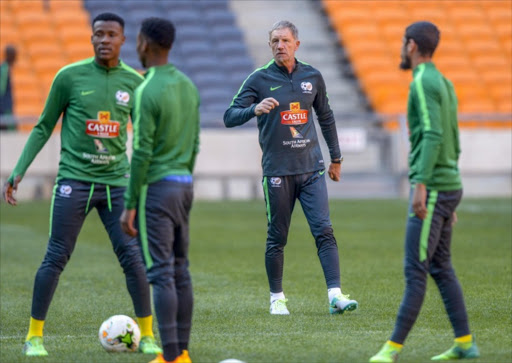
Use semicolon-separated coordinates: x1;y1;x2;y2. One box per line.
24;179;89;356
263;175;295;314
94;185;158;354
171;182;194;360
371;187;443;362
429;190;479;360
298;170;357;314
141;180;192;362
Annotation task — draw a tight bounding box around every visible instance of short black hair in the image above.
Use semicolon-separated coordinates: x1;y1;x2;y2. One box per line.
405;21;440;57
92;12;125;30
140;17;176;50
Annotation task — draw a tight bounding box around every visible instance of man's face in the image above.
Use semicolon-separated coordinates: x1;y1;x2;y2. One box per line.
91;20;125;65
269;27;300;67
400;36;412;70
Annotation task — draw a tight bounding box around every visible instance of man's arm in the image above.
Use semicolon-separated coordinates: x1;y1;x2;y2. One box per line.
413;75;443;185
313;72;342;181
411;74;443;219
3;71;69;205
223;74;261;127
123;86;155;211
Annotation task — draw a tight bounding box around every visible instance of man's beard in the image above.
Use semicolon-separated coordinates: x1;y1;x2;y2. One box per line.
400;55;412;70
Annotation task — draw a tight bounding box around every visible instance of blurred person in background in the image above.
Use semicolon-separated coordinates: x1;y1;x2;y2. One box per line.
0;44;17;130
369;21;479;363
224;20;358;316
120;17;199;363
2;13;161;357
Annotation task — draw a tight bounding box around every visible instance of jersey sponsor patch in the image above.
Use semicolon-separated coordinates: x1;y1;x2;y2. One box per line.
289;126;303;138
94;139;109;153
280;102;308;125
86;111;120;138
116;90;130;106
301;81;313;94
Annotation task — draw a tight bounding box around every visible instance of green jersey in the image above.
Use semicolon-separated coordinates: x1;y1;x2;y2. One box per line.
124;64;200;209
407;62;462;191
8;58;143;186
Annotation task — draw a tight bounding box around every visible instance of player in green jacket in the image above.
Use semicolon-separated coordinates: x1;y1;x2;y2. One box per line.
120;17;199;363
2;13;161;356
370;21;479;363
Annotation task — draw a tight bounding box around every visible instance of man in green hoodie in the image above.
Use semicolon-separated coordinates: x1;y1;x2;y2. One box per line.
369;21;479;363
3;12;160;357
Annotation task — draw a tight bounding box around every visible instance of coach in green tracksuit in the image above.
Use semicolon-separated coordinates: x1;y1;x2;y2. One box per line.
120;17;199;363
3;13;160;357
370;22;479;363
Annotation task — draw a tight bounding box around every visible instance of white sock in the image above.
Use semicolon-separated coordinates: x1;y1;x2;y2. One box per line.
270;291;285;303
328;287;342;302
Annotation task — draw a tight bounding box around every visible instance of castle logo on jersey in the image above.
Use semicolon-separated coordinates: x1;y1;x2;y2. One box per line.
116;90;130;106
301;82;313;94
280;102;308;125
86;111;120;138
289;126;303;138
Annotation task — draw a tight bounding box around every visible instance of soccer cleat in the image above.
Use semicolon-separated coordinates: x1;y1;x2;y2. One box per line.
329;293;358;314
149;350;192;363
431;342;480;361
22;336;48;356
369;342;401;363
139;335;163;354
270;298;290;315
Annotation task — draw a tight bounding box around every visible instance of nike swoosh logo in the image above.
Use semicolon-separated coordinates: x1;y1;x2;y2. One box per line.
319;170;326;176
81;90;95;96
270;86;282;91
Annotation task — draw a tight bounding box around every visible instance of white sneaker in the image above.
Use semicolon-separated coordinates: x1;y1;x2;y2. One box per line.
270;298;290;315
329;294;358;314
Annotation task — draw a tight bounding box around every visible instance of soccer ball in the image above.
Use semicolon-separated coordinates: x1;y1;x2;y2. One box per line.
98;315;141;352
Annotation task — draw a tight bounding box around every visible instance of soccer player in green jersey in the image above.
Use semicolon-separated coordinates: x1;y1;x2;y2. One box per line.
120;17;199;363
2;13;161;356
369;22;480;363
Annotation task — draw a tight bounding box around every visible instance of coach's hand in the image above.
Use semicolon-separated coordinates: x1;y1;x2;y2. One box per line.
3;175;21;206
255;97;279;116
328;162;341;182
120;209;138;237
412;183;427;220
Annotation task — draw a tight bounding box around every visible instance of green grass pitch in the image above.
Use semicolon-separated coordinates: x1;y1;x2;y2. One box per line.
1;198;511;363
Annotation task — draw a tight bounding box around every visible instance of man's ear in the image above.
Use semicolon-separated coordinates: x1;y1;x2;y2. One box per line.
407;39;417;53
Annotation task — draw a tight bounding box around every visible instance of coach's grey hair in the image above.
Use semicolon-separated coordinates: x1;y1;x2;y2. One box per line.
269;20;299;40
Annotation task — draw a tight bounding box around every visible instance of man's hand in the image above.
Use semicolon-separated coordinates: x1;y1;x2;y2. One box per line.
412;183;427;220
3;175;21;206
120;209;138;237
254;97;279;116
452;212;458;226
328;162;341;182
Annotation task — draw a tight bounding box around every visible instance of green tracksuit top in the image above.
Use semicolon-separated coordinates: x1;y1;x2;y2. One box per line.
8;57;143;186
407;62;462;191
124;64;200;209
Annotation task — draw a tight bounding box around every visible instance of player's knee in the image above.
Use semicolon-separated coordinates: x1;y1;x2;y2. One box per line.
314;227;336;248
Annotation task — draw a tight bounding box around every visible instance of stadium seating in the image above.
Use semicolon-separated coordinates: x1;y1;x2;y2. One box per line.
0;0;254;128
323;0;512;122
0;0;91;118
